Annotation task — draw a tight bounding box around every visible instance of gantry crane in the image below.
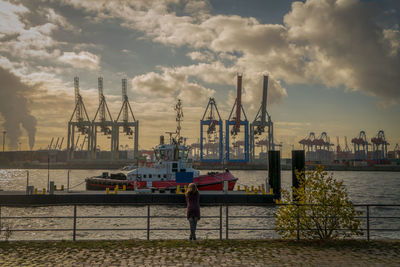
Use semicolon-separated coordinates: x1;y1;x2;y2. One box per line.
225;74;249;162
67;77;92;160
371;130;389;161
200;98;223;162
250;75;274;162
114;78;139;160
91;77;114;159
351;131;369;160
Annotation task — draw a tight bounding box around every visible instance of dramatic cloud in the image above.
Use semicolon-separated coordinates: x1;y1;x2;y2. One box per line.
58;51;100;70
284;0;400;105
60;0;400;106
131;68;215;105
0;66;37;150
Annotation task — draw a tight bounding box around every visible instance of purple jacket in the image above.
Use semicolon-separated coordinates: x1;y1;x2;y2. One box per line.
186;192;200;219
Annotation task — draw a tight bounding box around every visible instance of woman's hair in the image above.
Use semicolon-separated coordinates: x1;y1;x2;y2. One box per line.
185;183;198;196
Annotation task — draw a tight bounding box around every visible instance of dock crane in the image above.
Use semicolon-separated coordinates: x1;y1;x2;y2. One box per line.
371;130;389;161
351;131;369;160
200;98;223;162
114;78;139;160
225;74;249;162
67;77;92;160
250;75;274;162
92;77;114;159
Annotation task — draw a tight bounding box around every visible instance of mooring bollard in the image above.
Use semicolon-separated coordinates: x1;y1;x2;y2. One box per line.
292;150;305;201
268;150;281;199
61;185;64;191
123;184;126;191
42;188;46;195
34;188;38;195
106;188;110;194
114;186;118;194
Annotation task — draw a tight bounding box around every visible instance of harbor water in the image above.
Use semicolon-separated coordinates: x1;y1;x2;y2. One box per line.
0;169;399;240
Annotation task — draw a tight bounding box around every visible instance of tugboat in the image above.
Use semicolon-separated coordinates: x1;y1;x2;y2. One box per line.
85;100;238;191
85;136;238;191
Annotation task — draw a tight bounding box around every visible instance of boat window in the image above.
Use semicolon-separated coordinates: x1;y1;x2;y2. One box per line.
158;174;161;178
149;174;152;178
144;174;147;178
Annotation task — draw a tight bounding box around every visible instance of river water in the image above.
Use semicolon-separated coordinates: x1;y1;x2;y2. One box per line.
0;169;399;240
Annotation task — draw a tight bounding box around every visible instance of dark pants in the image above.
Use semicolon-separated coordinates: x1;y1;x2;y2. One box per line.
188;217;198;240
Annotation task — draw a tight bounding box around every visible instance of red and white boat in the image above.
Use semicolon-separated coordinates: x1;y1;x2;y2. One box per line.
85;139;238;191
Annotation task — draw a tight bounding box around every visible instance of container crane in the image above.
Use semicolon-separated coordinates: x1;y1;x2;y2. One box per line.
351;131;369;160
371;130;389;161
200;98;223;162
250;75;274;163
92;77;114;159
67;77;92;160
225;74;249;162
115;78;139;160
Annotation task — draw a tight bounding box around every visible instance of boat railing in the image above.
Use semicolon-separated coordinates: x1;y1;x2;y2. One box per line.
0;203;398;241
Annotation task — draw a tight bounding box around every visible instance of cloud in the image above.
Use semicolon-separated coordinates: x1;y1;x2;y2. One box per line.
283;0;400;104
58;51;100;70
62;0;400;106
187;51;214;62
131;68;215;104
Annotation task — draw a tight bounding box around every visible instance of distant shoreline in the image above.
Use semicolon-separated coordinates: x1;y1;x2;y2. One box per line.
0;162;399;172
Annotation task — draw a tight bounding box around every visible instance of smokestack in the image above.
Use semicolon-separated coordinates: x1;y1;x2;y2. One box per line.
0;67;37;150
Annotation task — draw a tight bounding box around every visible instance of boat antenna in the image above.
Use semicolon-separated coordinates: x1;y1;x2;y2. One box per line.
174;99;184;144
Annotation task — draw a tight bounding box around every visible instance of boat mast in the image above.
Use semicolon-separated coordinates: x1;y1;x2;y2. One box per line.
174;99;184;144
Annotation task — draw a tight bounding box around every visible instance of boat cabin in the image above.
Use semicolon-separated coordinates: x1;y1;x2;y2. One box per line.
127;144;199;181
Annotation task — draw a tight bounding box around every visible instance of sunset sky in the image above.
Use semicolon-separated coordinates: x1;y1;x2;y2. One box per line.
0;0;399;157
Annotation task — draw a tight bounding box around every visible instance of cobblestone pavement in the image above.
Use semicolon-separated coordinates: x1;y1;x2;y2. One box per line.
0;240;399;266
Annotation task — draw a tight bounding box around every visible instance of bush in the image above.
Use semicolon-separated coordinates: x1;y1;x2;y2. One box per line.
276;166;363;240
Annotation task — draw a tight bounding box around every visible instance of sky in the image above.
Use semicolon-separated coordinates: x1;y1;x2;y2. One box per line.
0;0;399;157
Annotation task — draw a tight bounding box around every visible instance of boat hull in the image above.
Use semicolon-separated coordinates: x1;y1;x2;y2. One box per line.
85;171;237;191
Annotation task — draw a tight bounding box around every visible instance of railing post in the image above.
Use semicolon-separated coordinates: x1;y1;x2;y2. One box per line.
72;205;77;241
147;205;150;240
366;205;370;241
219;205;222;240
296;204;300;241
225;205;229;240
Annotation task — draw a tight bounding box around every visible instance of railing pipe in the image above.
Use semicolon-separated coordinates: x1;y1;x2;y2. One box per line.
147;205;150;240
72;205;77;241
219;205;222;240
226;205;229;240
367;205;370;241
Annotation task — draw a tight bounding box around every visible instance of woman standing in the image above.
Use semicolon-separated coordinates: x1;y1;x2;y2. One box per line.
185;183;200;241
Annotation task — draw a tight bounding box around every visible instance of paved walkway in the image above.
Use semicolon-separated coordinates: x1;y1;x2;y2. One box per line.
0;240;399;266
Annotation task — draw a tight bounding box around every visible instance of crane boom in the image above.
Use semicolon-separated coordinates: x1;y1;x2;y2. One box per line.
235;74;242;130
261;75;268;124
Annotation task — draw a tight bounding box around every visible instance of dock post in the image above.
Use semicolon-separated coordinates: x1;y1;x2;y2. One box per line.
292;150;305;201
268;150;281;199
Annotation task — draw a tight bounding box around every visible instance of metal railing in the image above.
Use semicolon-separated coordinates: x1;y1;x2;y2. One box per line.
0;204;399;241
